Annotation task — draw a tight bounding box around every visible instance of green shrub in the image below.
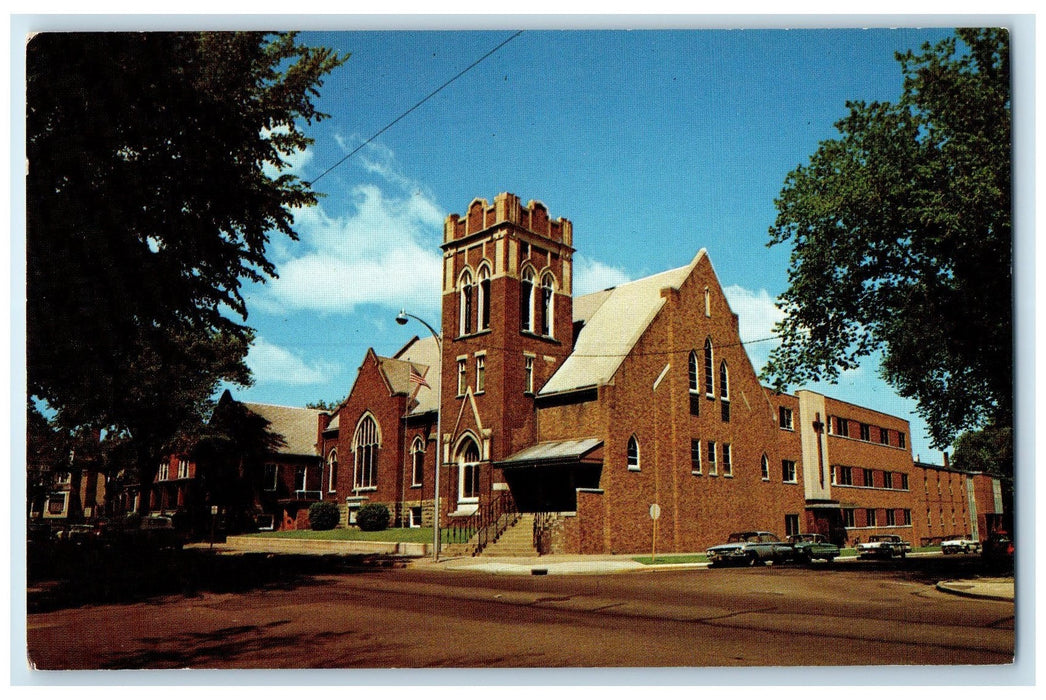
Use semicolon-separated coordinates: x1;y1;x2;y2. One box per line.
356;504;389;532
308;501;341;531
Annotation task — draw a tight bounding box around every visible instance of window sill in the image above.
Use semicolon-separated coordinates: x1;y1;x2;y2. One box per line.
691;471;702;476
454;329;492;342
627;467;641;472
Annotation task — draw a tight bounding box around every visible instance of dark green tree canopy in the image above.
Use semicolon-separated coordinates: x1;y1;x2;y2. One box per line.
26;32;346;501
763;29;1011;449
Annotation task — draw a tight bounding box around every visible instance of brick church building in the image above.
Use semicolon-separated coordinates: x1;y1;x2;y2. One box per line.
137;193;1001;554
291;192;1003;555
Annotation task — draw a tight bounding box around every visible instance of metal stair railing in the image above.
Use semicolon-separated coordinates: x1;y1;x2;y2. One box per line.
533;511;556;555
441;490;519;556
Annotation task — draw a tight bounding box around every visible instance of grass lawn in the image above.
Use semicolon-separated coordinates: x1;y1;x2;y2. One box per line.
243;527;433;543
632;554;709;565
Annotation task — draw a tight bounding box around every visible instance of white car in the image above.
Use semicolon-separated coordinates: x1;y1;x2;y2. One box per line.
941;535;981;554
856;534;911;559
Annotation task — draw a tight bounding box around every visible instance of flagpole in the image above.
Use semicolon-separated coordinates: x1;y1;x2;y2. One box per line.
396;311;443;562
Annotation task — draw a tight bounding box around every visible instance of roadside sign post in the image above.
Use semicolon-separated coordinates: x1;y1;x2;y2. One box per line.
650;503;661;563
210;505;218;549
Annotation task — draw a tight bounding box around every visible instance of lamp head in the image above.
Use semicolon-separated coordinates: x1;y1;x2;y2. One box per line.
395;310;408;326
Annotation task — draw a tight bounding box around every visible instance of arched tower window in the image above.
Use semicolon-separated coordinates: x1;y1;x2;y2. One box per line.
457;437;481;502
353;415;380;490
540;272;555;337
520;266;536;332
459;269;474;335
688;350;699;393
477;265;491;331
704;286;711;317
703;337;715;396
719;361;730;401
410;437;425;487
761;453;770;480
627;435;641;471
327;448;338;493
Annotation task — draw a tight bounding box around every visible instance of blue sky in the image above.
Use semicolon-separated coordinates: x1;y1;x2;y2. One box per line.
234;27;961;463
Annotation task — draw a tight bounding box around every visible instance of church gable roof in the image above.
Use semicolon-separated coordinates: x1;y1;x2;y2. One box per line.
240;401;324;457
392;334;440;415
539;250;705;396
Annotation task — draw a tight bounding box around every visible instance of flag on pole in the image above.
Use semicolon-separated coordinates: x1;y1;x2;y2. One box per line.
409;365;431;389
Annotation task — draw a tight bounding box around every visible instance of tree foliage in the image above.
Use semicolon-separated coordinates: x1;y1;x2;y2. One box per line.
951;422;1013;479
763;29;1011;448
26;33;346;502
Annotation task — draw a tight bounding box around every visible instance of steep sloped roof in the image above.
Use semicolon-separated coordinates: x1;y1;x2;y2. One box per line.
539;250;705;396
241;401;323;457
390;334;440;415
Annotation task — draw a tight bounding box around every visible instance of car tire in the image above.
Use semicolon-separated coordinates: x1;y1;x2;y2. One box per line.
747;553;759;567
826;556;835;564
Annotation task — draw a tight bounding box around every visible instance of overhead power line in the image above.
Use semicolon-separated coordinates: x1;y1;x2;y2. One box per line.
307;30;525;188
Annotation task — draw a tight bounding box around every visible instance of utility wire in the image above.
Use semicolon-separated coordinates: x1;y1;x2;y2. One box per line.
307;30;525;188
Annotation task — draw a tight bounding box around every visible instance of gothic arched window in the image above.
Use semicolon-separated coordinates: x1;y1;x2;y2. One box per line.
353;415;380;490
540;272;555;337
704;337;715;396
478;265;491;331
459;270;474;335
520;267;536;332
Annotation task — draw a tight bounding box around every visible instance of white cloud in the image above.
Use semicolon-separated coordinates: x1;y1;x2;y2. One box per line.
246;338;339;386
261;126;314;180
257;148;445;316
573;255;631;296
722;284;786;373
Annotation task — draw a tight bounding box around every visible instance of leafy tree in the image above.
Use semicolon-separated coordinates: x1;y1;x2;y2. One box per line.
191;390;286;533
306;399;340;411
951;422;1013;478
763;29;1011;448
26;32;347;508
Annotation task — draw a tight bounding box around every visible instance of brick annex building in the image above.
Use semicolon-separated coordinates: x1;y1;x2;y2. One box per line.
149;193;1005;554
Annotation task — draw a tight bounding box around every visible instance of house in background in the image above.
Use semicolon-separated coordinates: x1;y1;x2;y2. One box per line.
132;392;325;533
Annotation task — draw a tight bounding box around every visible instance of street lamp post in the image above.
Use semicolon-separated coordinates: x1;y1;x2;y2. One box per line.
396;310;443;562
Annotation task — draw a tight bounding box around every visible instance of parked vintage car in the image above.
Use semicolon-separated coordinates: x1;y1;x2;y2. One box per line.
856;534;911;559
941;535;981;554
787;533;840;563
706;531;794;567
981;531;1014;567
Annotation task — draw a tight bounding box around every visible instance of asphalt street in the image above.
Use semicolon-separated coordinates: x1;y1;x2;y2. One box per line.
25;553;1014;670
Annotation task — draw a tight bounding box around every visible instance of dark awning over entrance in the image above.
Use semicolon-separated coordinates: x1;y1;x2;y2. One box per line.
495;439;603;512
495;438;603;470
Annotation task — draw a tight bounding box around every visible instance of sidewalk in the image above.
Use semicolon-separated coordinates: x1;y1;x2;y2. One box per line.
935;577;1015;602
202;539;1014;602
411;552;1015;602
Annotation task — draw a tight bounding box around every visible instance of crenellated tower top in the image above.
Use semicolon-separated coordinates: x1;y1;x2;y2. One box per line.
443;192;573;248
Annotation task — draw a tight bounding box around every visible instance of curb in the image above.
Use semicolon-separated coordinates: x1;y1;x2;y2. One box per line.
935;581;1014;602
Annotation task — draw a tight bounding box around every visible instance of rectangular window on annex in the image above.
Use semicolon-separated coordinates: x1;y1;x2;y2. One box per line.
843;508;856;528
779;406;793;430
866;508;877;527
690;439;702;474
860;423;871;441
781;459;797;483
785;514;800;536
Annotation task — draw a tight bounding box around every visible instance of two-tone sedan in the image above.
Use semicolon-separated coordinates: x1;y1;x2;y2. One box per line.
787;533;840;563
706;531;794;567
